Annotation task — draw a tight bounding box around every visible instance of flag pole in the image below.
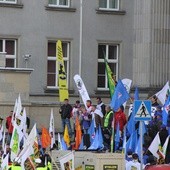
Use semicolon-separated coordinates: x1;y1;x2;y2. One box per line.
79;0;83;76
140;121;143;170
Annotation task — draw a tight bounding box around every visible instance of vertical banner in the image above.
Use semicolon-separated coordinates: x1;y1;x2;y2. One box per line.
73;74;90;108
57;40;69;102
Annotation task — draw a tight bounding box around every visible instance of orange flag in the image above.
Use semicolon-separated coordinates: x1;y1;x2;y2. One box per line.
41;127;51;148
75;117;82;149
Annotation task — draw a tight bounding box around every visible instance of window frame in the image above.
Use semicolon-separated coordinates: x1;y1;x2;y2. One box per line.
48;0;70;8
47;40;70;89
99;0;120;11
0;39;17;68
0;0;17;4
97;44;119;90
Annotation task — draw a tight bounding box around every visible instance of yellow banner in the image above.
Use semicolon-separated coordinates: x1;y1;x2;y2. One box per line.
57;40;69;102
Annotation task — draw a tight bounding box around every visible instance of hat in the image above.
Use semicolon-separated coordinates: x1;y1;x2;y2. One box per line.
156;105;162;110
132;153;138;159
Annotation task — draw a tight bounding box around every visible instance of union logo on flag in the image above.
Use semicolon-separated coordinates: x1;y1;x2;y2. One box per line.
118;92;122;99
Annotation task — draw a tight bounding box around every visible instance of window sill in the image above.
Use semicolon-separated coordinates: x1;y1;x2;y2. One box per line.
0;3;23;8
45;5;76;12
96;9;126;15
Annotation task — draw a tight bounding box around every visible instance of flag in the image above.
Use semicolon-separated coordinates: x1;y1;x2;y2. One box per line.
135;138;141;161
10;126;21;161
64;125;70;147
134;86;139;100
61;137;68;150
87;119;95;144
111;79;130;111
12;98;18;126
126;130;138;152
58;133;63;150
148;132;161;158
156;81;170;105
41;127;51;148
73;74;90;109
21;145;34;168
79;136;84;150
88;126;103;150
0;125;3;141
114;122;120;151
57;40;69;102
75;117;82;149
104;57;115;98
161;135;170;159
122;78;132;108
49;108;55;149
1;153;9;170
2;130;6;152
162;96;170;126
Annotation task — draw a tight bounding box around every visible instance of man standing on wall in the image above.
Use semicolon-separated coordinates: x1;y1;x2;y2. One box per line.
59;99;72;137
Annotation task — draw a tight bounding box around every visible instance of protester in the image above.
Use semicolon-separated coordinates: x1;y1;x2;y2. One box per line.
71;100;81;135
59;99;72;137
126;153;140;170
151;95;159;107
81;106;91;134
103;105;113;149
6;111;14;145
91;105;103;129
114;105;127;132
96;97;106;116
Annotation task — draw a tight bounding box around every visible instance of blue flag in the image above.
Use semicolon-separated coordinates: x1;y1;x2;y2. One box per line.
88;119;95;144
115;122;120;151
162;96;170;126
111;80;130;111
61;137;68;150
79;136;84;150
126;130;138;152
134;86;139;100
88;126;103;150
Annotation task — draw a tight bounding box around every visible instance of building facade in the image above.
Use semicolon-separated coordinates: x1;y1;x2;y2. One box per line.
0;0;169;130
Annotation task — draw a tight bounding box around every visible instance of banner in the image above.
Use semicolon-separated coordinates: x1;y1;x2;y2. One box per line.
104;58;115;98
73;74;90;108
59;151;75;170
57;40;69;102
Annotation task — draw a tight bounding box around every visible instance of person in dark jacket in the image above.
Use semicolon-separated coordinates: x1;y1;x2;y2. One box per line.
96;97;106;116
59;99;72;137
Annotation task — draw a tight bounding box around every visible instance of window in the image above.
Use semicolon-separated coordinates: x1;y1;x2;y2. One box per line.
97;44;119;89
48;0;70;7
0;0;17;4
47;41;70;88
0;39;17;68
99;0;119;10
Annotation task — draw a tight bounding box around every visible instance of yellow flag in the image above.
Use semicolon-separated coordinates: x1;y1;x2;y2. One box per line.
64;125;70;147
57;40;69;102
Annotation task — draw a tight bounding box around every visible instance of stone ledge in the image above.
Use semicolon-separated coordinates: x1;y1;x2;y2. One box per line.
0;67;34;73
96;9;126;15
45;5;76;12
0;3;23;8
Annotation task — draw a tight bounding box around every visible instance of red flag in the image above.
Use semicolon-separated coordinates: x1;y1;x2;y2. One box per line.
75;117;82;149
41;127;51;148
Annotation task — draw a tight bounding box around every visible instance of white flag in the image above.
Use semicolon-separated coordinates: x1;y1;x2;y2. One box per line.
1;153;9;170
49;108;55;148
74;74;90;109
18;124;37;158
0;125;4;141
122;78;132;109
156;81;170;105
148;132;161;158
58;133;63;150
21;145;34;169
162;135;170;159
